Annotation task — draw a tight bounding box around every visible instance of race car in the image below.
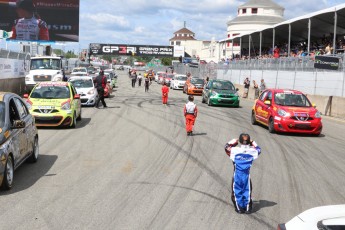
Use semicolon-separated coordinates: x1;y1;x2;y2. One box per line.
202;79;240;107
170;74;187;90
68;76;98;106
251;89;322;135
24;81;82;128
183;78;205;95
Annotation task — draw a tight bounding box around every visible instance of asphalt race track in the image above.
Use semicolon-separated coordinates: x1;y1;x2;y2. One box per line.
1;72;345;229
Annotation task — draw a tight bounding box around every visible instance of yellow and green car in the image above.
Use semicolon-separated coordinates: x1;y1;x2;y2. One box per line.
24;82;82;128
202;79;240;107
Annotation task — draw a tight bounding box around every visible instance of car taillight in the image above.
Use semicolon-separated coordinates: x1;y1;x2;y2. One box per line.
61;99;71;110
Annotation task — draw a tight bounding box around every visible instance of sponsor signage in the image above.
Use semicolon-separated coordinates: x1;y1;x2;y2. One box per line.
314;56;340;70
0;0;79;42
90;43;174;57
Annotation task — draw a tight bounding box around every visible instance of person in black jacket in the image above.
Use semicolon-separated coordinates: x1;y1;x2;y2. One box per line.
94;70;107;108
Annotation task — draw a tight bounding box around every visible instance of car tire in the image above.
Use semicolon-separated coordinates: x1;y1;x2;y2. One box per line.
268;117;275;133
28;136;39;163
208;97;212;106
71;112;77;128
1;156;14;190
77;109;82;121
201;95;206;103
251;111;257;125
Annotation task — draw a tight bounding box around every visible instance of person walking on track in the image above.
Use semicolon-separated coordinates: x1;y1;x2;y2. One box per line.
94;70;107;108
161;81;169;105
224;133;261;214
184;95;198;136
144;75;150;92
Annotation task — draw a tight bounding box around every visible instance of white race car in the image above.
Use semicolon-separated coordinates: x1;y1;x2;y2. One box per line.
278;205;345;230
68;76;98;106
170;74;187;90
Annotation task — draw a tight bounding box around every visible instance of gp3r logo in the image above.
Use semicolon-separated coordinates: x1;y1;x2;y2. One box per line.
102;46;136;54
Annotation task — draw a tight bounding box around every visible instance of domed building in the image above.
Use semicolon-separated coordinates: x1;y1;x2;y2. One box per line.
225;0;285;56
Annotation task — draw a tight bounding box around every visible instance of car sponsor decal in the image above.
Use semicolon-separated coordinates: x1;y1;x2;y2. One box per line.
273;107;277;111
0;128;2;134
257;106;269;118
39;82;68;87
0;93;4;101
274;116;281;121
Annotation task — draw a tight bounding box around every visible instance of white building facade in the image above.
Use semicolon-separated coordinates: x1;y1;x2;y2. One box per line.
223;0;285;59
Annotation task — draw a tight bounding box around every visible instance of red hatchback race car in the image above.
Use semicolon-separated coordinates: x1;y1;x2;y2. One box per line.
251;89;322;135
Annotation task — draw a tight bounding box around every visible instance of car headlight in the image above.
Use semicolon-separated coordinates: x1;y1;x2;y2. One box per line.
88;89;95;95
61;101;71;110
277;109;290;117
315;111;321;118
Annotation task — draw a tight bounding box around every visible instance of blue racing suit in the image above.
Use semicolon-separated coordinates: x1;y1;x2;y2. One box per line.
225;139;261;213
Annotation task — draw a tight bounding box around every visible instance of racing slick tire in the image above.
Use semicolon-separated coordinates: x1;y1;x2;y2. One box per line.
251;111;257;125
28;136;39;163
268;117;275;133
1;156;14;190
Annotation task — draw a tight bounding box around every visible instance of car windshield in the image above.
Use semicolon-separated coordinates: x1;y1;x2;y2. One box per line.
72;73;88;76
167;74;174;78
177;76;187;81
31;85;71;99
0;102;5;129
191;78;204;85
30;58;61;70
73;68;86;73
212;81;235;90
274;93;311;107
69;79;93;88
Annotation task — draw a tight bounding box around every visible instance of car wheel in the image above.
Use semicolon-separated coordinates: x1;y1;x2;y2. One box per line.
28;136;39;163
77;108;82;121
201;95;206;103
71;112;77;128
207;97;212;106
1;156;14;190
251;111;257;125
268;117;275;133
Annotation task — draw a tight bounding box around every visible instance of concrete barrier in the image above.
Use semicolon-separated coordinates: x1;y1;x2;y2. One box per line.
234;84;345;119
0;77;26;96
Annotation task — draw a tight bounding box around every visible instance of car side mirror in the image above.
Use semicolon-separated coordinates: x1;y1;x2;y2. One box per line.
205;87;209;90
236;88;239;91
74;94;80;99
12;120;26;129
23;94;29;98
312;103;316;108
264;100;271;106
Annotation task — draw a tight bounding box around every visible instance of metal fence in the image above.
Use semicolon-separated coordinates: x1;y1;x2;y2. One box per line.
164;55;345;97
0;48;31;61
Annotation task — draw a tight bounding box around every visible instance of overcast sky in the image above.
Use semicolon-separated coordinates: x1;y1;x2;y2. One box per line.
2;0;345;52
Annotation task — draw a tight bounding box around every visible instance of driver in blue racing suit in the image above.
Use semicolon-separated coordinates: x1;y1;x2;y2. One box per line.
225;133;261;214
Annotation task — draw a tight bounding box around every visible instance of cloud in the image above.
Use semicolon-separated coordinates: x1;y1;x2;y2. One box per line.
59;0;345;53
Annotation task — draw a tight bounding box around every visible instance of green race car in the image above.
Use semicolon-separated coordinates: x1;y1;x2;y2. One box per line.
202;79;240;107
24;82;82;128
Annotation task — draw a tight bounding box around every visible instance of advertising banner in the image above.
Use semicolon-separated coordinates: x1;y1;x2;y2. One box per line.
90;43;174;57
0;58;26;79
314;56;340;70
0;0;79;42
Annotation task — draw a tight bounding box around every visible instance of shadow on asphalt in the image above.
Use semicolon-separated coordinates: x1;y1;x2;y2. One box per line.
0;155;58;195
191;132;207;136
252;200;277;213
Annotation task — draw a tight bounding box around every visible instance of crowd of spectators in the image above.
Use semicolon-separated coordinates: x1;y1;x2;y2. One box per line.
225;35;345;61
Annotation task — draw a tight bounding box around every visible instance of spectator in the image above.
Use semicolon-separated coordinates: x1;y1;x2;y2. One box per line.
243;77;250;98
260;79;266;94
253;80;259;99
